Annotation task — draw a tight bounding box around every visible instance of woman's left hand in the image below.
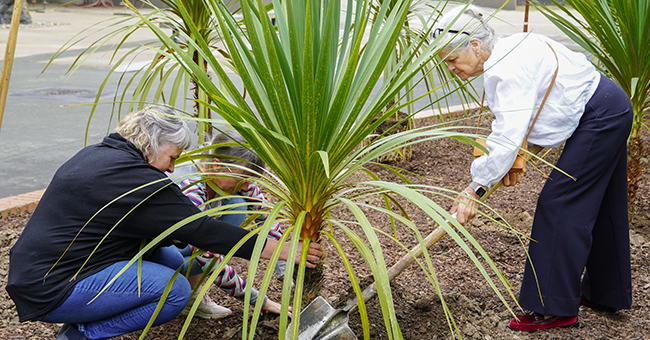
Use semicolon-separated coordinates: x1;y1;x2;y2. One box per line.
261;298;291;317
502;172;523;187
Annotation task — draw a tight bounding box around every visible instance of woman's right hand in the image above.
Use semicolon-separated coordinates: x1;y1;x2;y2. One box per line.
262;239;323;268
450;187;479;226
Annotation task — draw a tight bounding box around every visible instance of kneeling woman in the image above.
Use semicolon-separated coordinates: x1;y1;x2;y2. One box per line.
6;105;321;340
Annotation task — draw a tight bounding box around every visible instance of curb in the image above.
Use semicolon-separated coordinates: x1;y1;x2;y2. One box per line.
0;189;45;218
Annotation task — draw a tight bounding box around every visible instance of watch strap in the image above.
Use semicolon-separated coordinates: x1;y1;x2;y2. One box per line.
468;182;486;198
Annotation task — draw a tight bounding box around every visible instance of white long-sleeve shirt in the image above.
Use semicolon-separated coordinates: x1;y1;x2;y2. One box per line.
471;33;600;187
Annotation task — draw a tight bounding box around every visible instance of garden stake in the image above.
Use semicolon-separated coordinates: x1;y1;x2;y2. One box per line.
0;0;24;133
291;145;544;340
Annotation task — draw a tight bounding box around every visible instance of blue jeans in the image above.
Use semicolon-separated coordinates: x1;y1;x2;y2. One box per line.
218;196;248;227
43;246;191;339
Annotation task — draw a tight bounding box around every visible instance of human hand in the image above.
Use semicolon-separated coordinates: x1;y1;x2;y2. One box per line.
293;242;322;268
450;187;479;226
502;172;523;187
262;298;292;317
263;240;323;268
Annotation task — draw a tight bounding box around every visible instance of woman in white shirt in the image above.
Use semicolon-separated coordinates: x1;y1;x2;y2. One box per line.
436;5;632;332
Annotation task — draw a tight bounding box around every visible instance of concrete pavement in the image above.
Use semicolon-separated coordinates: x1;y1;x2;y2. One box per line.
0;3;584;215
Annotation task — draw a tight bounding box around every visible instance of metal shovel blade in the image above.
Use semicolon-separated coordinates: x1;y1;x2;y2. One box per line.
288;296;358;340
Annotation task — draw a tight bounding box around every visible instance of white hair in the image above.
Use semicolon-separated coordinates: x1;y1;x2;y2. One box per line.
434;5;497;52
116;105;192;163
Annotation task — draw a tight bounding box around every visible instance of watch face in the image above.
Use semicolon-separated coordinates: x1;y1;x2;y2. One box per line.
476;187;486;197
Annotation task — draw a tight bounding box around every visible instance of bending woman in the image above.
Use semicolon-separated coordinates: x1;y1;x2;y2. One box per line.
6;105;321;340
437;5;632;332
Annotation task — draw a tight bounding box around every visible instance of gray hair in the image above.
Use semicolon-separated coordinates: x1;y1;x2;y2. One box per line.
202;130;265;175
434;5;496;52
116;105;192;163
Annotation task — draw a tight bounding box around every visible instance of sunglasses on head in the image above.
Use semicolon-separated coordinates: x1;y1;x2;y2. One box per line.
432;28;471;39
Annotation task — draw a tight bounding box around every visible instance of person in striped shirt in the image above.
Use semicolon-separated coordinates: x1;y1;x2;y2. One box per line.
175;130;287;318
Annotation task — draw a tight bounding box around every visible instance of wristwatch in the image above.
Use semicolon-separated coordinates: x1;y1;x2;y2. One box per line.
468;182;487;198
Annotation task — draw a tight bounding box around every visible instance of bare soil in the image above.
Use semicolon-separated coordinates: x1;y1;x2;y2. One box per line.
1;115;649;340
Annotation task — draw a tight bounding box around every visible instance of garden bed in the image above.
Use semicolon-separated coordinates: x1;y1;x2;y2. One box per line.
1;116;649;339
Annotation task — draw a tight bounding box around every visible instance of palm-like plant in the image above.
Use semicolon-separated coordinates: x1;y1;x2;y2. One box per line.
119;0;523;339
45;0;247;145
48;0;523;339
535;0;650;205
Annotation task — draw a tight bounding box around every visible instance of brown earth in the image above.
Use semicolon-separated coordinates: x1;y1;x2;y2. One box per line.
1;115;649;340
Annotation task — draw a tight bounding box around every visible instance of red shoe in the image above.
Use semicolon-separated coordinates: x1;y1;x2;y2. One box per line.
509;312;578;332
580;296;618;313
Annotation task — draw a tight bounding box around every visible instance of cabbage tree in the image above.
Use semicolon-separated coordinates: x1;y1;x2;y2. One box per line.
124;0;522;338
365;0;478;163
52;0;524;338
45;0;247;145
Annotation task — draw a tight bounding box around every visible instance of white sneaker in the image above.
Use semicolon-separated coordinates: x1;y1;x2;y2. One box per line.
181;291;232;319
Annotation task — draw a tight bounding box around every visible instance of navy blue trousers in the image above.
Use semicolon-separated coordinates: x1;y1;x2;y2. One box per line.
518;74;633;316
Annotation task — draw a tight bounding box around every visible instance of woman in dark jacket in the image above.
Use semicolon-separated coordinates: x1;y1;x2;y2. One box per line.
6;105;321;340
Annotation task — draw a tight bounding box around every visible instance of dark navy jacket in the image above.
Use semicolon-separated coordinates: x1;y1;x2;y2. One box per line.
6;133;259;322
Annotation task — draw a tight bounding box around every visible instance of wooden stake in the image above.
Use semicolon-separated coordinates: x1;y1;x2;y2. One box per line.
0;0;25;132
523;0;530;32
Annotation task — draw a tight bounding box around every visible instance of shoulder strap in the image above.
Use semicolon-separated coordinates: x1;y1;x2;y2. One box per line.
525;42;559;141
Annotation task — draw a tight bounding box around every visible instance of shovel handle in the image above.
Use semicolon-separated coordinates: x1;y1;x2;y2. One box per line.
344;145;544;313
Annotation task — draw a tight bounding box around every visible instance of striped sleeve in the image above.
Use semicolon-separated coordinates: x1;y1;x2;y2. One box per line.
239;184;283;240
178;176;210;212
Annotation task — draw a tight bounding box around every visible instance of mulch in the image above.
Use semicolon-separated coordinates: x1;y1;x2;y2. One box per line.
0;115;649;339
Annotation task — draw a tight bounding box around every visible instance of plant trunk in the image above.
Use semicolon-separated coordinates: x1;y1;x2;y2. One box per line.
301;210;323;241
627;134;643;212
298;209;325;304
191;51;212;144
297;252;327;307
